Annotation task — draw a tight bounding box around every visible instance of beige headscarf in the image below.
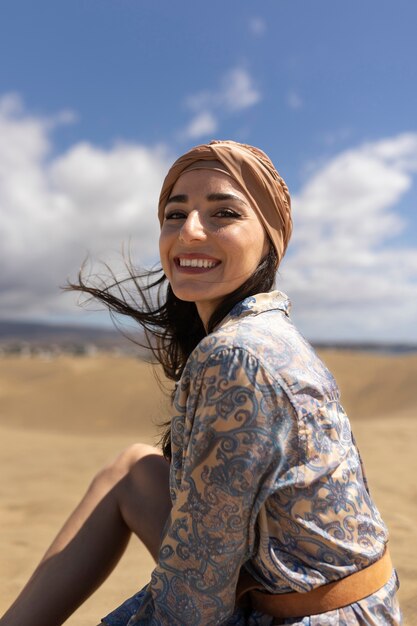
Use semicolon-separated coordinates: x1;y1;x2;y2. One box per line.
158;140;292;263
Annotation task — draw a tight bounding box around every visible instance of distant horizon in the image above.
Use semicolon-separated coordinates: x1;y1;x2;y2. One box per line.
1;318;416;353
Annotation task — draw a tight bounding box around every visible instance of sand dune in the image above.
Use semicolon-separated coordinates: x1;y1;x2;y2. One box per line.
0;352;416;624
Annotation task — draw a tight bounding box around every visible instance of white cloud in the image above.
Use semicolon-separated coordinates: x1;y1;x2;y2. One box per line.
0;94;171;321
279;133;417;342
248;17;266;36
221;68;261;112
181;67;261;139
0;92;23;115
181;111;218;141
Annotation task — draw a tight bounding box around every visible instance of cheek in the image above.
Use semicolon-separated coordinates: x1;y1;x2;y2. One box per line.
248;227;268;262
254;223;269;259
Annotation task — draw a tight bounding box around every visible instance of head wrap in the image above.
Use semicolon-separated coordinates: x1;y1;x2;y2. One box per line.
158;140;292;263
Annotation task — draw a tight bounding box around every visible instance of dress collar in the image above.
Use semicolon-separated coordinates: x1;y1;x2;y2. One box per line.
214;290;291;333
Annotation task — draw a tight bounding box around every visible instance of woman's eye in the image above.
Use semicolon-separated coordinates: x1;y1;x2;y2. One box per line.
214;208;240;218
164;210;186;220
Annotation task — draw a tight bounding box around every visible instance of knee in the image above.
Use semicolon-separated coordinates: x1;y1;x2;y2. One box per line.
89;443;159;493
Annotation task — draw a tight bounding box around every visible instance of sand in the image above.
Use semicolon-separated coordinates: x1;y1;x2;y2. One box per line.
0;351;416;624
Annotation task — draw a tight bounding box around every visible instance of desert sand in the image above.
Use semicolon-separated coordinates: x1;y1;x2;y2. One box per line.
0;351;416;624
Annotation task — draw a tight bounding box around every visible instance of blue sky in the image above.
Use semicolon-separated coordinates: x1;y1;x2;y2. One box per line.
0;0;416;341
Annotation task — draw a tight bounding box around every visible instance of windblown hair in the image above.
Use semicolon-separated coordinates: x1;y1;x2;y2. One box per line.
67;245;278;459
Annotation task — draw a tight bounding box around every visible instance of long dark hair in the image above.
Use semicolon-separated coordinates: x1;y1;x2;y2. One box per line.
67;245;278;458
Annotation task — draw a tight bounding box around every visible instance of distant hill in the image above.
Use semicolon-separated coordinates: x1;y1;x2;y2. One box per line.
0;319;149;357
313;340;417;355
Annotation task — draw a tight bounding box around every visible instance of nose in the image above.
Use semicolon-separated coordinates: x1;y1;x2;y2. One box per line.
179;210;206;243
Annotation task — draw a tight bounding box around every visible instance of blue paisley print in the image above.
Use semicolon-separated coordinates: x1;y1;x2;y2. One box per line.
103;291;402;625
229;296;257;318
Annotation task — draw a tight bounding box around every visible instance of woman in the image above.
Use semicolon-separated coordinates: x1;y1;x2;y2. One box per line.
1;141;401;625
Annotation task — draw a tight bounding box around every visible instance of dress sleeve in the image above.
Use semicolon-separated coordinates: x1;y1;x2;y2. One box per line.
128;346;297;625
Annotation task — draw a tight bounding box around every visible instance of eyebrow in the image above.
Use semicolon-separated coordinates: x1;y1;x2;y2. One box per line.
166;192;244;204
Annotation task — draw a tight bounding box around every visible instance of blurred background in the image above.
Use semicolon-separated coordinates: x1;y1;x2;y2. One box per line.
0;1;416;624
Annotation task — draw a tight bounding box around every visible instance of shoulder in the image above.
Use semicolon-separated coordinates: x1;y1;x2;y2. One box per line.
186;303;340;414
193;302;289;363
191;305;313;374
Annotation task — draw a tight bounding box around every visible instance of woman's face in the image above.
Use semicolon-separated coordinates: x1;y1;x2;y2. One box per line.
159;168;269;327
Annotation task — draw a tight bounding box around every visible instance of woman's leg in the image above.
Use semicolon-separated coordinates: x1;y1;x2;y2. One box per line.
0;443;171;626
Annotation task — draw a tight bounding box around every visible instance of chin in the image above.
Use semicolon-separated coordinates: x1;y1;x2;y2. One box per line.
170;287;202;303
171;284;213;301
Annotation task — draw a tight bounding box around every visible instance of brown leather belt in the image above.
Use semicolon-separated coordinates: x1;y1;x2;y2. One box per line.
236;548;393;619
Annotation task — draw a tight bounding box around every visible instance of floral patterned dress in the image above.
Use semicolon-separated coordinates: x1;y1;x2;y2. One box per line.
103;291;402;625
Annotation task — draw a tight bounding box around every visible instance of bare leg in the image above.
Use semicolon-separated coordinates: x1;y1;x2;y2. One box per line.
0;443;171;626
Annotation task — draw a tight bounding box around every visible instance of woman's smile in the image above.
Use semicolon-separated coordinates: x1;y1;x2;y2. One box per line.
174;253;221;272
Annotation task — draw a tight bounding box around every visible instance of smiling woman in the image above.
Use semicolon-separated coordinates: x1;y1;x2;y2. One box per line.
0;141;402;626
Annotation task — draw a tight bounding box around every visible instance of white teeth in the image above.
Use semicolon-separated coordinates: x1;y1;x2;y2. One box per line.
178;258;217;268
